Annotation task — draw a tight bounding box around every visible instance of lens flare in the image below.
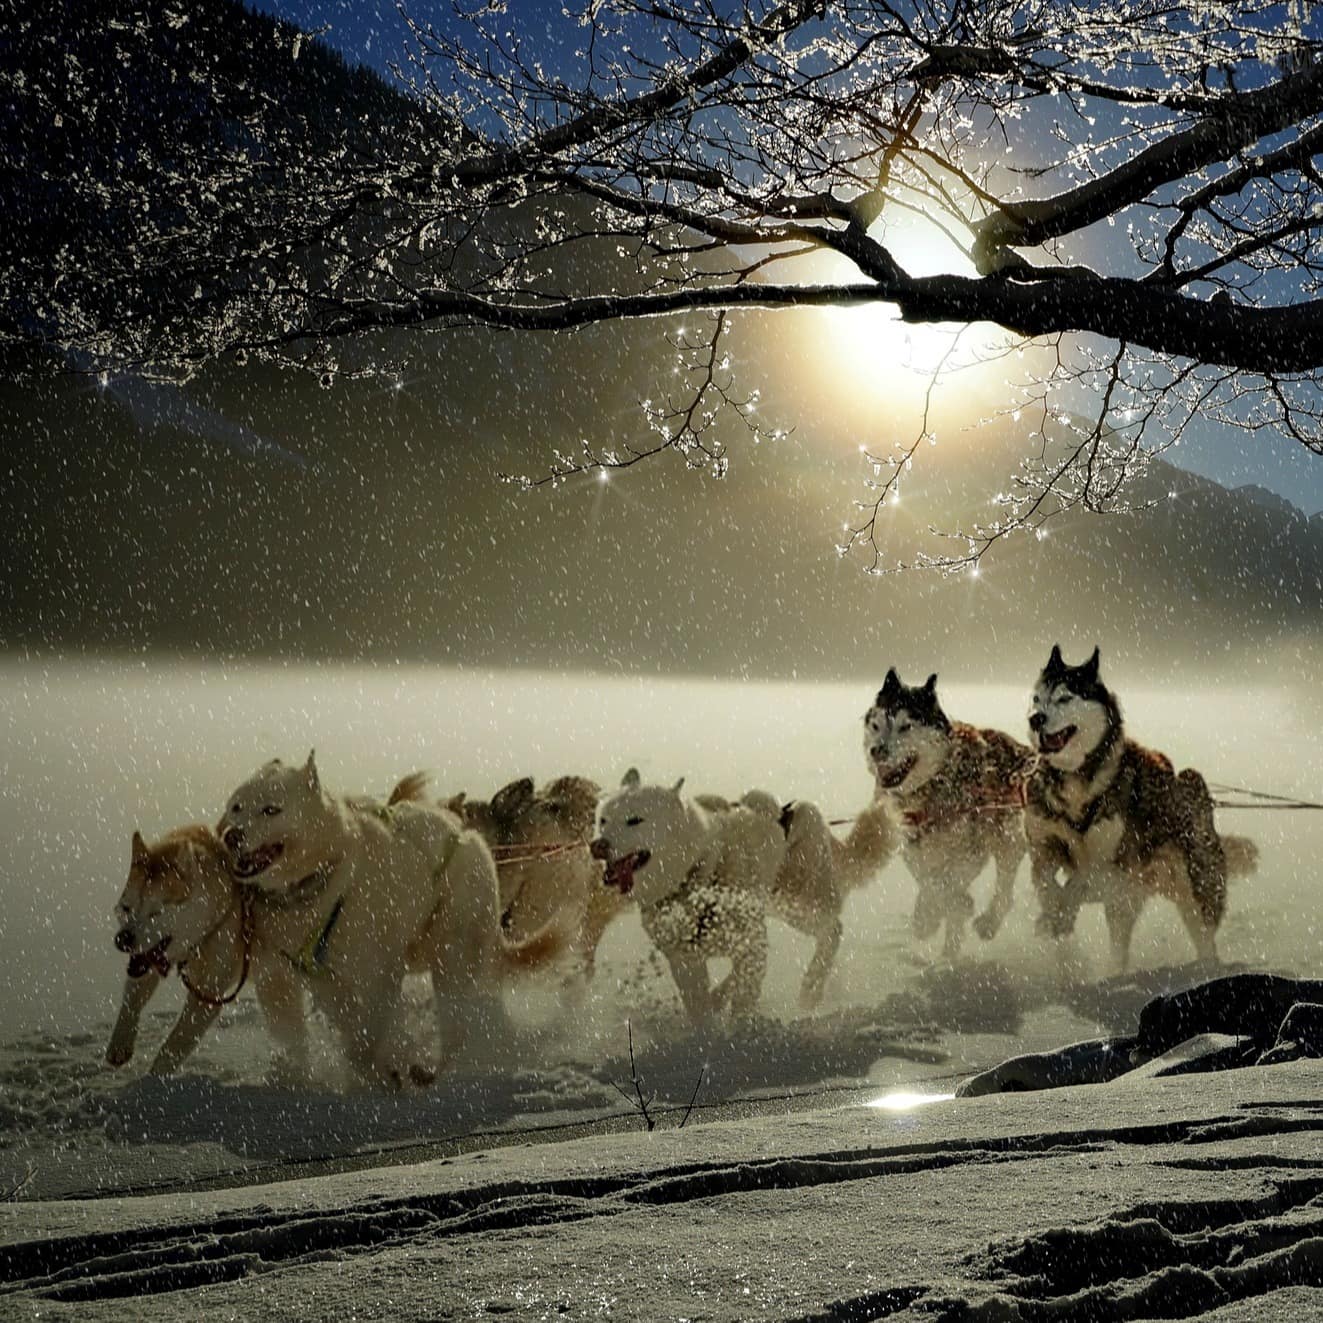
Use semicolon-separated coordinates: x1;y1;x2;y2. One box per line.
865;1091;955;1111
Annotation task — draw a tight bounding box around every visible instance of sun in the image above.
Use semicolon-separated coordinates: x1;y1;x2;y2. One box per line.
776;210;1029;432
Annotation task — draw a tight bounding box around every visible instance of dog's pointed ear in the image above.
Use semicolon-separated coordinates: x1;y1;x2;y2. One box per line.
880;667;900;700
924;673;938;695
1083;646;1101;680
131;830;149;868
1049;643;1063;668
621;767;641;789
671;776;686;796
303;749;320;793
492;776;535;820
446;791;467;811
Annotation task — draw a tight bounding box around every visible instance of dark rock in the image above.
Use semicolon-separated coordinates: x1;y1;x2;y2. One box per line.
1119;1033;1258;1083
956;1037;1136;1097
1134;974;1323;1057
1258;1001;1323;1066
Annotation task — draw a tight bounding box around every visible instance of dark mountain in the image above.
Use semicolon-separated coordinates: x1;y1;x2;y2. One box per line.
2;339;1320;685
1233;484;1305;521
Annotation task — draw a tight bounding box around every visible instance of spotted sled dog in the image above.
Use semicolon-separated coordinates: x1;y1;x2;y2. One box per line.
591;770;787;1021
865;670;1034;959
1026;645;1258;970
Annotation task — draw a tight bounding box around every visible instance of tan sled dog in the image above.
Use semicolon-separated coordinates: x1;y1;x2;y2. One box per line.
771;799;895;1008
447;775;625;980
107;824;307;1077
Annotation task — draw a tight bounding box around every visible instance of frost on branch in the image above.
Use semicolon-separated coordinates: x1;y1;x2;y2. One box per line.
5;0;1323;566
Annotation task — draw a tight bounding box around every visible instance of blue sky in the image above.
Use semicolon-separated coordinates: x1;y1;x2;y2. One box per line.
251;0;1323;515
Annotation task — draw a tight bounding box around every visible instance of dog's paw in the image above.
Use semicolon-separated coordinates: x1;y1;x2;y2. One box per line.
1035;909;1076;940
972;913;1000;942
408;1063;437;1088
104;1044;132;1068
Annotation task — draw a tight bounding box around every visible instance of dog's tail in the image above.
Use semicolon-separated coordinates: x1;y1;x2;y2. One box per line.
1222;834;1259;880
832;798;897;891
499;918;569;975
388;771;431;807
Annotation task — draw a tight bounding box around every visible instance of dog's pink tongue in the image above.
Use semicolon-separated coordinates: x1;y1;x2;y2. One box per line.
604;855;636;894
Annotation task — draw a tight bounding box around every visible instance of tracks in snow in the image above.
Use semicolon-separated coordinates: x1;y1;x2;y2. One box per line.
3;1103;1322;1308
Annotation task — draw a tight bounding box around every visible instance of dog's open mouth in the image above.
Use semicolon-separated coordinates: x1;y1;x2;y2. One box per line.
126;937;172;980
1038;726;1077;756
232;842;284;879
602;849;651;895
875;755;918;789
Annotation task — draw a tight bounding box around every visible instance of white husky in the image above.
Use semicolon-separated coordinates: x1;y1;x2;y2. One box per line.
213;752;561;1084
591;769;786;1021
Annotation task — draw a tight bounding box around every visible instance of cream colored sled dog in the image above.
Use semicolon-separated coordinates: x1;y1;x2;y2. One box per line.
107;774;426;1079
448;775;625;981
108;772;562;1083
771;799;895;1009
591;770;786;1021
118;752;559;1085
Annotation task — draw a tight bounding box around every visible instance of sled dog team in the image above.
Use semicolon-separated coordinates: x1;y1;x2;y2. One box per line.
108;646;1257;1087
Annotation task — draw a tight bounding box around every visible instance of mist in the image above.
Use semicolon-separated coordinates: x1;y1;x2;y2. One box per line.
4;657;1317;1041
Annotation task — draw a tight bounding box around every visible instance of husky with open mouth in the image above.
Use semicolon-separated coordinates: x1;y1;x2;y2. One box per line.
1025;645;1258;970
216;753;564;1083
865;669;1034;960
591;769;786;1021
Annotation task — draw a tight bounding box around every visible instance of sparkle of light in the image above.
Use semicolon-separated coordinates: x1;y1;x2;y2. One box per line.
866;1091;955;1111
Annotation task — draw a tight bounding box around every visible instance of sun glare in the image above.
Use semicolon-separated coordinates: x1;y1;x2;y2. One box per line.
865;1091;956;1111
783;212;1022;428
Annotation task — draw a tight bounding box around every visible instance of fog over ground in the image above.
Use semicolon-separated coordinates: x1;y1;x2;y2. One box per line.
3;659;1317;1042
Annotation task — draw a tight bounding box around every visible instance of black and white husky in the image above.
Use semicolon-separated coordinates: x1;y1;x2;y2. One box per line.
865;670;1034;960
1025;645;1258;971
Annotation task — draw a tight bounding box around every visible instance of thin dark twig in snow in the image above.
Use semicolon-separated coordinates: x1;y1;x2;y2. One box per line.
678;1064;707;1129
3;1165;34;1201
613;1019;657;1131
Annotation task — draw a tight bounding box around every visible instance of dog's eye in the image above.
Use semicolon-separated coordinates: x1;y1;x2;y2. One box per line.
231;803;242;814
625;815;644;827
261;805;281;817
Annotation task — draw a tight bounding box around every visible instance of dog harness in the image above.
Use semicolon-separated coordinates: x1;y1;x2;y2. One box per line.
285;832;461;977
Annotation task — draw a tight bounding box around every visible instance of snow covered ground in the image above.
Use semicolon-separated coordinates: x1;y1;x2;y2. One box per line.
5;1058;1323;1319
0;661;1319;1316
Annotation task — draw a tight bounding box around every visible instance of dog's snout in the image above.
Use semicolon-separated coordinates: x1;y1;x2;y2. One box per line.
222;826;244;852
114;927;135;953
589;837;611;862
1028;712;1047;732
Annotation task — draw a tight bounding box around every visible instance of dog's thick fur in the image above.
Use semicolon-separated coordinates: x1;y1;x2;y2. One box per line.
447;775;624;980
202;754;562;1083
696;794;896;1009
1025;645;1257;971
107;824;309;1077
866;670;1034;960
591;769;786;1021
